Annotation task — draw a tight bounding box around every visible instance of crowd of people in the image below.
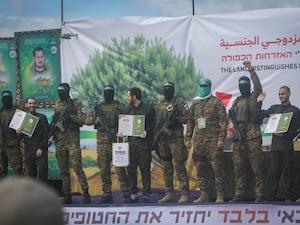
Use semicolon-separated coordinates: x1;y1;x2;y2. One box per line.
0;60;300;205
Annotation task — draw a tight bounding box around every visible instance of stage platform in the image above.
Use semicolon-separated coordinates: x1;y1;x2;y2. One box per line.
63;189;300;225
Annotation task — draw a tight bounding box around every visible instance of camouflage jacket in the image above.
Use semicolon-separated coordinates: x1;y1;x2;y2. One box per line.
185;96;227;142
230;68;263;139
155;96;189;139
86;100;125;142
0;105;21;146
54;98;86;135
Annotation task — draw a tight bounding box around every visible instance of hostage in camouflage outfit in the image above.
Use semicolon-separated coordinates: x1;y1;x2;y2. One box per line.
0;90;24;177
185;78;227;203
155;82;190;203
86;85;130;204
228;61;265;202
53;83;91;204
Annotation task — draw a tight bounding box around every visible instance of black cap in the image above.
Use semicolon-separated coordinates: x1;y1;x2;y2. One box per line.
104;85;114;91
1;90;12;98
163;82;174;88
57;83;70;92
238;76;250;85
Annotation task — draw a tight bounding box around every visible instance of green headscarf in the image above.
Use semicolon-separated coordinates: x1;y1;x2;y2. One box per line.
199;77;211;98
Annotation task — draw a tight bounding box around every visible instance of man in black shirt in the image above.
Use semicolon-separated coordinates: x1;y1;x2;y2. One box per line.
23;97;49;184
123;87;155;203
259;86;300;201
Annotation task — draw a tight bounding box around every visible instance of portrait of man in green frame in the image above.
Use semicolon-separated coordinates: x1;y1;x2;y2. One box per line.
16;29;61;102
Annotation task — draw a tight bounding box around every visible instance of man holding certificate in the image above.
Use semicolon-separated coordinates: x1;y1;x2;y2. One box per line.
22;97;49;184
120;87;155;203
258;86;300;202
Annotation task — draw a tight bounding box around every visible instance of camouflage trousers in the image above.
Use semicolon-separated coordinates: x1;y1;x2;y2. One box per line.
97;141;130;197
232;137;265;199
193;138;224;194
55;136;89;195
158;137;189;195
1;145;24;176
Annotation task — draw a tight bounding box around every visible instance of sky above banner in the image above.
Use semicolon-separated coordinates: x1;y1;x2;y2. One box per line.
1;0;300;37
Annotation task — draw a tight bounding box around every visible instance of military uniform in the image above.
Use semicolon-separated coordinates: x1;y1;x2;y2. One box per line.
230;68;265;202
155;96;190;203
186;95;227;202
125;101;155;202
54;97;90;203
23;111;49;183
0;104;24;176
86;100;130;203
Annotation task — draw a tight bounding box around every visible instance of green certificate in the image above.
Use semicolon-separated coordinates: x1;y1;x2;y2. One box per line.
133;115;145;136
22;113;40;137
264;112;293;134
9;109;39;137
118;114;145;136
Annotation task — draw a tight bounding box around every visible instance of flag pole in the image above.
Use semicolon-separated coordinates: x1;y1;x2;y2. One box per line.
61;0;64;25
192;0;195;15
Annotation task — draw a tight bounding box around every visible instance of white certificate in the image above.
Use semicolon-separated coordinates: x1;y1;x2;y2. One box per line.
118;114;145;136
264;112;293;134
9;109;40;137
9;109;26;130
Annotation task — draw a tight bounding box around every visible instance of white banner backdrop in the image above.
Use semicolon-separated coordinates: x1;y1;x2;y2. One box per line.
64;204;300;225
62;7;300;109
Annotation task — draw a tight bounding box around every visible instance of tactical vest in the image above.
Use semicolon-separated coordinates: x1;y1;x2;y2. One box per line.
0;106;16;135
233;96;261;124
95;102;119;131
235;98;249;123
55;99;79;129
156;97;180;128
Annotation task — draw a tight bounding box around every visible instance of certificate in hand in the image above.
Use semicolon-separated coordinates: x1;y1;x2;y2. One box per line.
9;109;39;137
118;114;145;136
264;112;293;134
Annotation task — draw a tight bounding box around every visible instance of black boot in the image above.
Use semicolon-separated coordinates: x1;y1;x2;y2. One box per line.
82;192;91;204
122;194;131;204
97;194;113;204
64;194;72;204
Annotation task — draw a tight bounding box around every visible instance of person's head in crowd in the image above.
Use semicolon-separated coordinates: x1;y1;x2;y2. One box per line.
127;87;141;106
25;97;37;113
163;82;175;101
0;177;64;225
104;85;114;103
238;76;251;98
1;90;13;108
198;77;212;99
57;83;70;101
278;85;291;105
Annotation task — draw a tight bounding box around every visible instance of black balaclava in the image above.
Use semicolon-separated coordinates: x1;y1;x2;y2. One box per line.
103;85;114;103
1;90;13;108
57;83;70;101
163;82;175;101
238;76;251;97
